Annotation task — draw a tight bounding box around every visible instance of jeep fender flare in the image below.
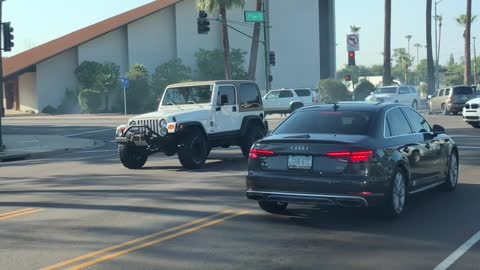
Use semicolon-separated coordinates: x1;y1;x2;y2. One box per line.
240;115;266;137
176;121;207;135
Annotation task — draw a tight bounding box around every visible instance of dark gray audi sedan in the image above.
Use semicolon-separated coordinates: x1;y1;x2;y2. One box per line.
246;102;459;218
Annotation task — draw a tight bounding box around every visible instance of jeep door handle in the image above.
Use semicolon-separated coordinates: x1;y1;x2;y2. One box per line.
216;107;221;111
232;106;237;112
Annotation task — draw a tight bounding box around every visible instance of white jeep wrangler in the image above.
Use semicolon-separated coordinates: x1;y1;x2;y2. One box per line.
116;80;268;169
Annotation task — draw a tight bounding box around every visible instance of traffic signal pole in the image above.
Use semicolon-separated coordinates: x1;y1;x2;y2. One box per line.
262;0;270;92
0;0;4;150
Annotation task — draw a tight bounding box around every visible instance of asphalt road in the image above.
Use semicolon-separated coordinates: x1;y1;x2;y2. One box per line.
1;114;480;270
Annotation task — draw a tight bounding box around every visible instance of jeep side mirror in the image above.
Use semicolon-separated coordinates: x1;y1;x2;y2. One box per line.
220;95;229;106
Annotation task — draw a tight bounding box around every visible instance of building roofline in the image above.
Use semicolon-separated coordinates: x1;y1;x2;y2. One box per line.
3;0;180;78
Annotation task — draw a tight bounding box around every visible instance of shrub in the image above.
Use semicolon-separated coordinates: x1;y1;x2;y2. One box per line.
354;80;375;101
75;61;103;89
57;88;79;114
195;48;248;80
152;58;191;101
78;89;102;113
317;79;350;103
41;105;57;114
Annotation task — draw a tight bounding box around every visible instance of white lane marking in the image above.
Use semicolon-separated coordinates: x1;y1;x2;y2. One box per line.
65;128;113;137
433;230;480;270
458;146;480;149
78;150;117;153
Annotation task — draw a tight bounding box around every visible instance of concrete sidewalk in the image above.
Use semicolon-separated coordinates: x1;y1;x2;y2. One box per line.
0;134;101;162
4;113;133;121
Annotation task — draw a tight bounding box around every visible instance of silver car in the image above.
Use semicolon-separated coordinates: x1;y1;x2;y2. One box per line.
365;85;420;110
427;85;476;115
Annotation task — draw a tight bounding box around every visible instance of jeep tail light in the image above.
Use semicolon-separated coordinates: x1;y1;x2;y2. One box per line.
327;151;373;163
249;149;275;160
447;97;452;104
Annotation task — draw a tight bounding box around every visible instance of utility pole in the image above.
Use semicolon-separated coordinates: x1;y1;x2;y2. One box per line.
0;0;4;150
474;37;478;86
262;0;271;92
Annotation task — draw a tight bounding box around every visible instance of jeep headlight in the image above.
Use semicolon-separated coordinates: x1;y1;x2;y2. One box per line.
129;120;137;126
159;119;167;128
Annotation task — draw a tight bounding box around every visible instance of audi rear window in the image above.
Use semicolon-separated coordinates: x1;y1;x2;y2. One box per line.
274;110;374;135
453;86;474;95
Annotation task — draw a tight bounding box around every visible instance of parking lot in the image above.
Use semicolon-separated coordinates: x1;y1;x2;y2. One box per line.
1;114;480;270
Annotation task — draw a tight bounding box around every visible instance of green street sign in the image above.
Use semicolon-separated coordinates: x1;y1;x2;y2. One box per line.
244;11;264;23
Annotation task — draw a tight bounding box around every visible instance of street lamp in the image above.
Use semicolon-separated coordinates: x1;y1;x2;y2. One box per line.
474;37;478;86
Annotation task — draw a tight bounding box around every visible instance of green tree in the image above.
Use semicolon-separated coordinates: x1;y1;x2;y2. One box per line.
354;80;375;101
317;79;350;103
151;58;192;101
196;0;245;80
350;25;361;33
448;54;456;67
123;64;151;113
393;48;414;83
456;11;476;85
74;61;103;89
96;62;120;111
383;0;392;86
195;48;248;80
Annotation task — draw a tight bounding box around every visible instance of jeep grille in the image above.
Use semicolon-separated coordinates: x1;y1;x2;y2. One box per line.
137;119;160;134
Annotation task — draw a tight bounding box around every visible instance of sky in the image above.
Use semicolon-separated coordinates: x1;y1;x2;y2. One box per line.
4;0;478;69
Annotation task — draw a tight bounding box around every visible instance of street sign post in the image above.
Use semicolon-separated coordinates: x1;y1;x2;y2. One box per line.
121;77;129;115
346;34;360;51
244;11;264;23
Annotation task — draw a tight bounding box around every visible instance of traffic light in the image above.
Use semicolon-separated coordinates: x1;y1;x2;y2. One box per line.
344;74;351;81
197;11;210;34
269;51;276;66
2;22;14;52
348;51;356;66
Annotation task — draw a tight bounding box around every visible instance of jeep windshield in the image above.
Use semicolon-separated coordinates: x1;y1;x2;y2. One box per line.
373;87;397;94
162;85;213;106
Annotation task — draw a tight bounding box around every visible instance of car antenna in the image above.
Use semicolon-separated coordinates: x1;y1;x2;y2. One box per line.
333;103;339;111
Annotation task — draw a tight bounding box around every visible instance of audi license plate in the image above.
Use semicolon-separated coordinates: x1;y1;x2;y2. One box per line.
288;155;312;169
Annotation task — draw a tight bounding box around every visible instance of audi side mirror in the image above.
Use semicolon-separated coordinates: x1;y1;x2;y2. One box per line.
432;124;445;135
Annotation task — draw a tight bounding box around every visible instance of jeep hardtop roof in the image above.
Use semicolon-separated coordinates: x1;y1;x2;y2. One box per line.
167;80;257;88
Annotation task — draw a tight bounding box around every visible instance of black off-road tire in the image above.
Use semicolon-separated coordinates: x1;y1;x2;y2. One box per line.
177;129;208;169
240;123;266;158
258;201;288;214
118;144;148;169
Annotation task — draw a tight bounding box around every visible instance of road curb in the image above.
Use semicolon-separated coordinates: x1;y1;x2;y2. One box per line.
0;139;106;163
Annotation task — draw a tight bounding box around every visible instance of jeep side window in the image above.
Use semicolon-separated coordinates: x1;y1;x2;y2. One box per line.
239;83;261;108
445;88;451;96
217;86;236;106
439;89;444;96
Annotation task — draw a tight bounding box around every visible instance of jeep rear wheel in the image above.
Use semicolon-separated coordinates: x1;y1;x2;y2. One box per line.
290;103;303;113
177;130;208;169
241;124;266;158
118;144;148;169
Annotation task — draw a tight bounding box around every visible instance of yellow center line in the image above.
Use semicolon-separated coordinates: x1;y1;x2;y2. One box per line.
0;208;36;218
67;210;249;270
41;210;235;270
0;208;44;221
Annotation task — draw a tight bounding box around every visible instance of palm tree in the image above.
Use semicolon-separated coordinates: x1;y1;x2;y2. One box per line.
350;25;361;33
196;0;245;80
456;10;476;85
405;35;412;55
248;0;261;80
383;0;392;86
414;43;423;66
426;0;435;94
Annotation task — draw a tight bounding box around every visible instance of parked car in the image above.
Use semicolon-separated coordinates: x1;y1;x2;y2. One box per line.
476;89;480;97
246;102;458;218
462;97;480;128
364;85;420;110
427;85;476;115
262;88;318;114
116;80;267;170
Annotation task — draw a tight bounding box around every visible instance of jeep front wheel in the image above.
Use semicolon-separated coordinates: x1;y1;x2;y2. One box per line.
241;124;266;158
177;130;208;169
118;144;148;169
